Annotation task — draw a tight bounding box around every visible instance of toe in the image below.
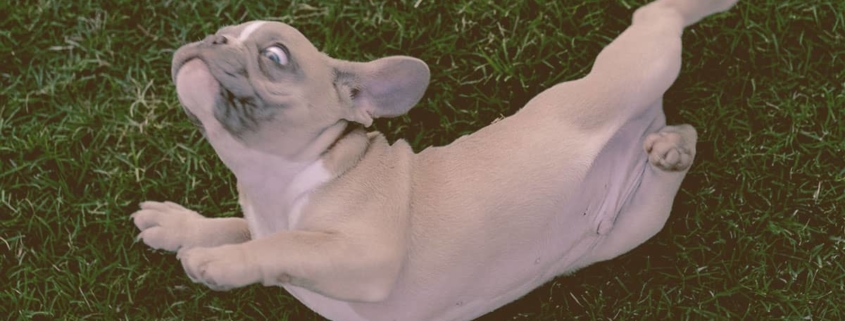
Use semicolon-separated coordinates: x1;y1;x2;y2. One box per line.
164;201;187;210
140;201;169;211
138;227;182;251
132;209;164;230
664;148;680;165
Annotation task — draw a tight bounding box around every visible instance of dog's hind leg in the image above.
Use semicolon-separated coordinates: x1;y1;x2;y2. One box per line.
585;124;697;263
565;0;737;130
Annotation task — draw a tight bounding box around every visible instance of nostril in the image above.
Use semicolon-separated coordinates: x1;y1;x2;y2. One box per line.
203;34;228;45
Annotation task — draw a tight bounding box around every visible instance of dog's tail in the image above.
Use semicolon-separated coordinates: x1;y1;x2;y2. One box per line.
635;0;739;27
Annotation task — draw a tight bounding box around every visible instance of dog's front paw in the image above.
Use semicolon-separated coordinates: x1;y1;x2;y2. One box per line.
177;245;259;291
643;124;697;171
131;201;204;252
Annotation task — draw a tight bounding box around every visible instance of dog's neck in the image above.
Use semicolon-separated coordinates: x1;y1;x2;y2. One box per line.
208;121;370;231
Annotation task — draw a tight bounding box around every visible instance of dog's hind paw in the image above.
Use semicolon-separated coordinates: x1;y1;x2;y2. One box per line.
643;124;697;171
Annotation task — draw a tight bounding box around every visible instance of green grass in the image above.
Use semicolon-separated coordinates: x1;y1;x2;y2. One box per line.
1;0;843;320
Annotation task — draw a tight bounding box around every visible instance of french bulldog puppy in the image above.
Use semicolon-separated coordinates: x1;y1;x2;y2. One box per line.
132;0;738;320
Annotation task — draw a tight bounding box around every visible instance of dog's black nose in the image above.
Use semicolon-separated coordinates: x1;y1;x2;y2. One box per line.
203;34;228;45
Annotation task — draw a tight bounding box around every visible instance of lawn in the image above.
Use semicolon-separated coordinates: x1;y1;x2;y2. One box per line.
1;0;843;320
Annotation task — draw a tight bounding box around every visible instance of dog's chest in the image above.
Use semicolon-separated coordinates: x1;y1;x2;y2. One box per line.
235;159;333;238
238;191;285;238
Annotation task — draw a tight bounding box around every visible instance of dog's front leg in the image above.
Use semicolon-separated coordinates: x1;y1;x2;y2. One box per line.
132;201;251;252
178;230;403;302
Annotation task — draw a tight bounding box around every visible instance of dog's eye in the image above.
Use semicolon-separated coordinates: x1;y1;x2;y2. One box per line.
262;45;288;65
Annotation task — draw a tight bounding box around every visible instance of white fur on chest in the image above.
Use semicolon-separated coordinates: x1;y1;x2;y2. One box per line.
238;159;332;238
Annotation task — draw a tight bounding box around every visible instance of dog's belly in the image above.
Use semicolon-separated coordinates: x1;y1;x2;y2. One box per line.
474;110;667;320
388;108;668;321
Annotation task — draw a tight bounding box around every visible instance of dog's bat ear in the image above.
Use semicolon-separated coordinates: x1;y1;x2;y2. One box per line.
344;56;430;127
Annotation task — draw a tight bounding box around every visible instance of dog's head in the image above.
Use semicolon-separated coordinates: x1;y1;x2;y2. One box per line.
171;21;429;160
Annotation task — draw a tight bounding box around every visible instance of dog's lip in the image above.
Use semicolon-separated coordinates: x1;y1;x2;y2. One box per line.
175;57;239;100
172;41;210;84
172;55;202;84
174;58;221;113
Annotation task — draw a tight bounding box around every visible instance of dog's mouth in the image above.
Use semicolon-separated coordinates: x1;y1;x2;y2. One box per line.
174;59;221;126
171;56;196;86
214;85;269;136
174;58;216;89
174;58;274;139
